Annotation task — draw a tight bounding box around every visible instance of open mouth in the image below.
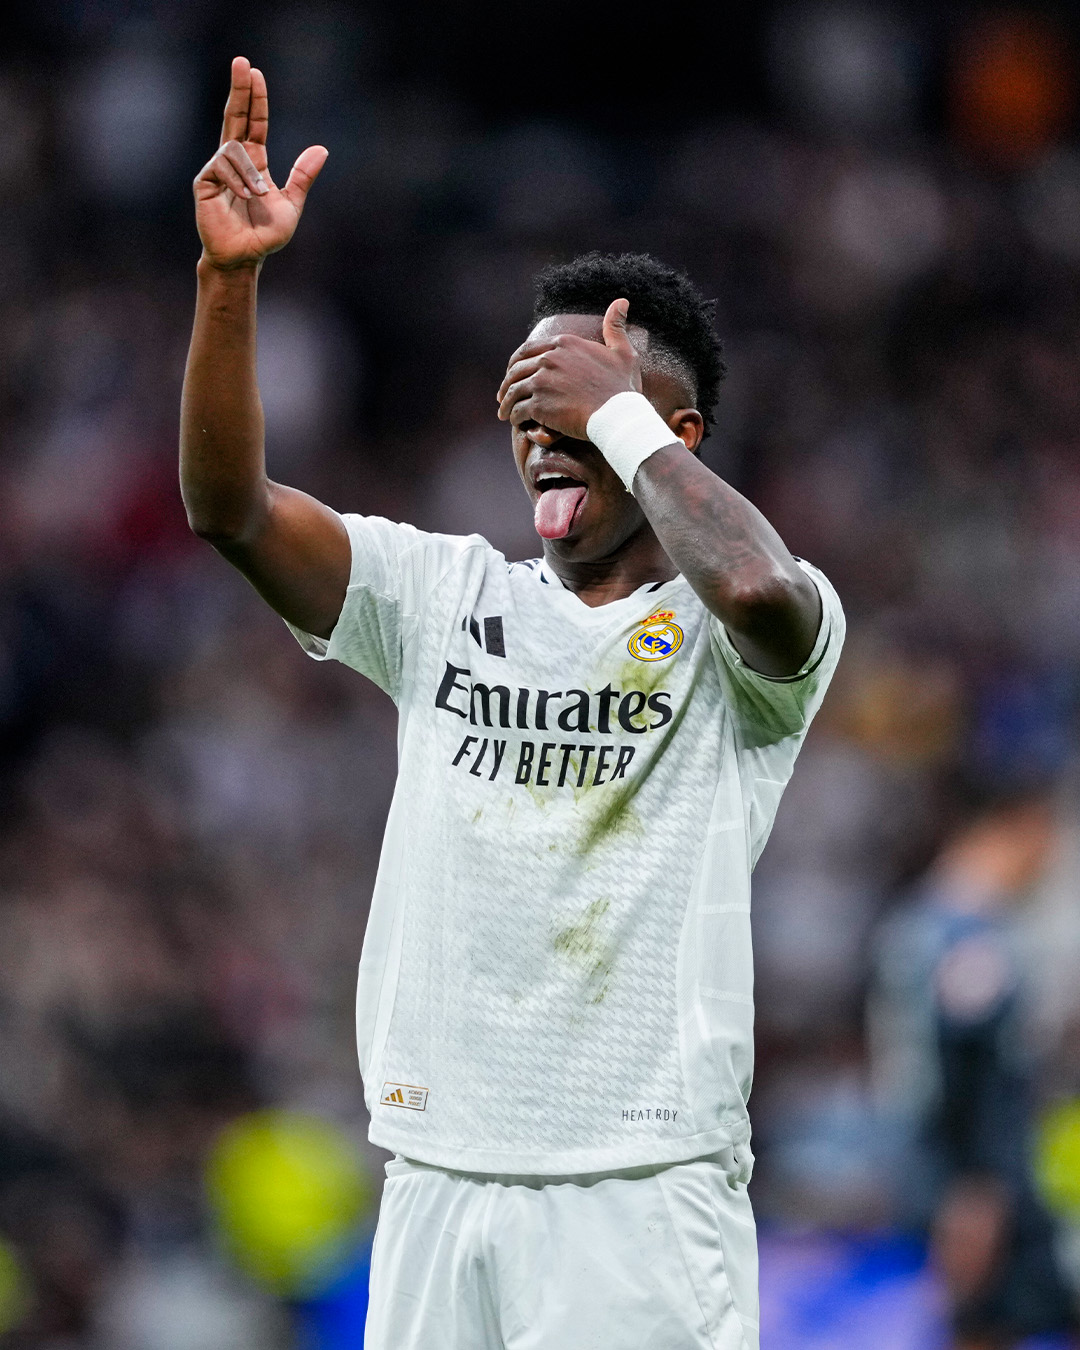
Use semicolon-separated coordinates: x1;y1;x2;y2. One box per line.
534;472;588;540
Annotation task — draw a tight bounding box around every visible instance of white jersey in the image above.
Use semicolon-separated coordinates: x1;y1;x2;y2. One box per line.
289;514;844;1174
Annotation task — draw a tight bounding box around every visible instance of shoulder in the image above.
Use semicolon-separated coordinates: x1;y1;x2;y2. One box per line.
338;515;497;588
339;514;491;561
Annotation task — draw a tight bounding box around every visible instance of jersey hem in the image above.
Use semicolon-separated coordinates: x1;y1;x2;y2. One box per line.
365;1119;751;1176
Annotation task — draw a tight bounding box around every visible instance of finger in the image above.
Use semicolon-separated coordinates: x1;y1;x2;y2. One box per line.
497;355;546;403
504;337;558;372
509;397;541;427
498;376;540;421
220;56;252;147
282;145;329;211
248;66;269;146
196;152;251;199
222;140;268;195
602;298;632;351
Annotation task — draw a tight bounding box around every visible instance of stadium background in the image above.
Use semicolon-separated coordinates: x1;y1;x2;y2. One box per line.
5;1;1080;1345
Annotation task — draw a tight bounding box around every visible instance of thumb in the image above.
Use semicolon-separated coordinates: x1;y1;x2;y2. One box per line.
603;297;632;352
283;145;329;211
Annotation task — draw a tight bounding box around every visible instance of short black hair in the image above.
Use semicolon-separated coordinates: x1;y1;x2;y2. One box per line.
532;251;726;435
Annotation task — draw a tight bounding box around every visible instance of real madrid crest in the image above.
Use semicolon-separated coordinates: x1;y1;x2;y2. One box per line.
628;610;683;662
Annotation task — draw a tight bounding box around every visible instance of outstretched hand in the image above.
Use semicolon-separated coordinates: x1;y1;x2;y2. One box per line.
496;300;643;440
194;57;328;270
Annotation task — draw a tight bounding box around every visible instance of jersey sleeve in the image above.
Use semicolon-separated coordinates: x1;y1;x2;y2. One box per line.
709;559;845;742
285;513;473;700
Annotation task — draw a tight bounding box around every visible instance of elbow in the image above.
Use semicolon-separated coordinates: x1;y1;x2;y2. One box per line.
717;565;821;676
188;524;234;547
185;506;238;545
723;567;812;633
181;486;266;548
185;507;257;549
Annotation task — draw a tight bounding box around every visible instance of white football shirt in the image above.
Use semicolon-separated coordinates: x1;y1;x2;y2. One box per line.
288;514;844;1173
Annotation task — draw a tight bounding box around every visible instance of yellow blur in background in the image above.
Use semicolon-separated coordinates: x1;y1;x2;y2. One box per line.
1038;1099;1080;1220
206;1110;376;1300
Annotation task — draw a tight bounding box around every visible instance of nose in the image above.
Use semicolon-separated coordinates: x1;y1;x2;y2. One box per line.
523;422;561;448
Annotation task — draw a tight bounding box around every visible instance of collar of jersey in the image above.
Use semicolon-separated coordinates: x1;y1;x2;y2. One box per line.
537;560;675;602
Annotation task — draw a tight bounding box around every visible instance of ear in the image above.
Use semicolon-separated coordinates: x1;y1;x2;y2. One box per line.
668;408;704;454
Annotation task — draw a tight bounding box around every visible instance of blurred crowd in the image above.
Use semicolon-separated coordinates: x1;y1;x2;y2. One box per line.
5;1;1080;1345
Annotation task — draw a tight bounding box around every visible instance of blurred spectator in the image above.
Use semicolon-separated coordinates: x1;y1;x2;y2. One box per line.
871;793;1080;1347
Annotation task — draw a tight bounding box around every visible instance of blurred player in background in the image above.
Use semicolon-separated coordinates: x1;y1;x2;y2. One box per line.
872;793;1080;1350
180;59;844;1349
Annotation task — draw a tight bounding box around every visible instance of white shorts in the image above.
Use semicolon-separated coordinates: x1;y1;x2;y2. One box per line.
365;1145;759;1350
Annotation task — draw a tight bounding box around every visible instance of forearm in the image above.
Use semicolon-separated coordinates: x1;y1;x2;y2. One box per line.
634;443;820;676
180;258;270;541
179;60;347;637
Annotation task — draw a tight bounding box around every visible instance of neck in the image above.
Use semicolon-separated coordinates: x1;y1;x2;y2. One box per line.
543;524;677;607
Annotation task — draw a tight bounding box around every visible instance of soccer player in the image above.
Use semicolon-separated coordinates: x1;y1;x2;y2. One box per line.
182;58;845;1350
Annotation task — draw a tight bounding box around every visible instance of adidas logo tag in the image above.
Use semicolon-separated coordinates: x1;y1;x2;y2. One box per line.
381;1082;429;1112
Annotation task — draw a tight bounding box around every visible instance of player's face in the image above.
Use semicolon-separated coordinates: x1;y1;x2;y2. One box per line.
508;314;684;564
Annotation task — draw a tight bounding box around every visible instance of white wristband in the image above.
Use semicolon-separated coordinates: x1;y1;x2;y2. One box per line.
585;391;679;492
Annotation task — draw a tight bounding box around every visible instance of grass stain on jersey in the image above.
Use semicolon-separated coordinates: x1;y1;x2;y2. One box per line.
571;657;703;856
575;791;643;856
552;898;614;1004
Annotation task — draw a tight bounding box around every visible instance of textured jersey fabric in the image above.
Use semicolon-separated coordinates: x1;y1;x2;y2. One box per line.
288;514;844;1173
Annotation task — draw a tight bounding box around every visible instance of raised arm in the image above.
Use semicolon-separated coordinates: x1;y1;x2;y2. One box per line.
629;439;820;677
497;300;820;677
180;57;348;639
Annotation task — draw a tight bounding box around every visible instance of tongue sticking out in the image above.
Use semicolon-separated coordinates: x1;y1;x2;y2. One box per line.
534;485;586;539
